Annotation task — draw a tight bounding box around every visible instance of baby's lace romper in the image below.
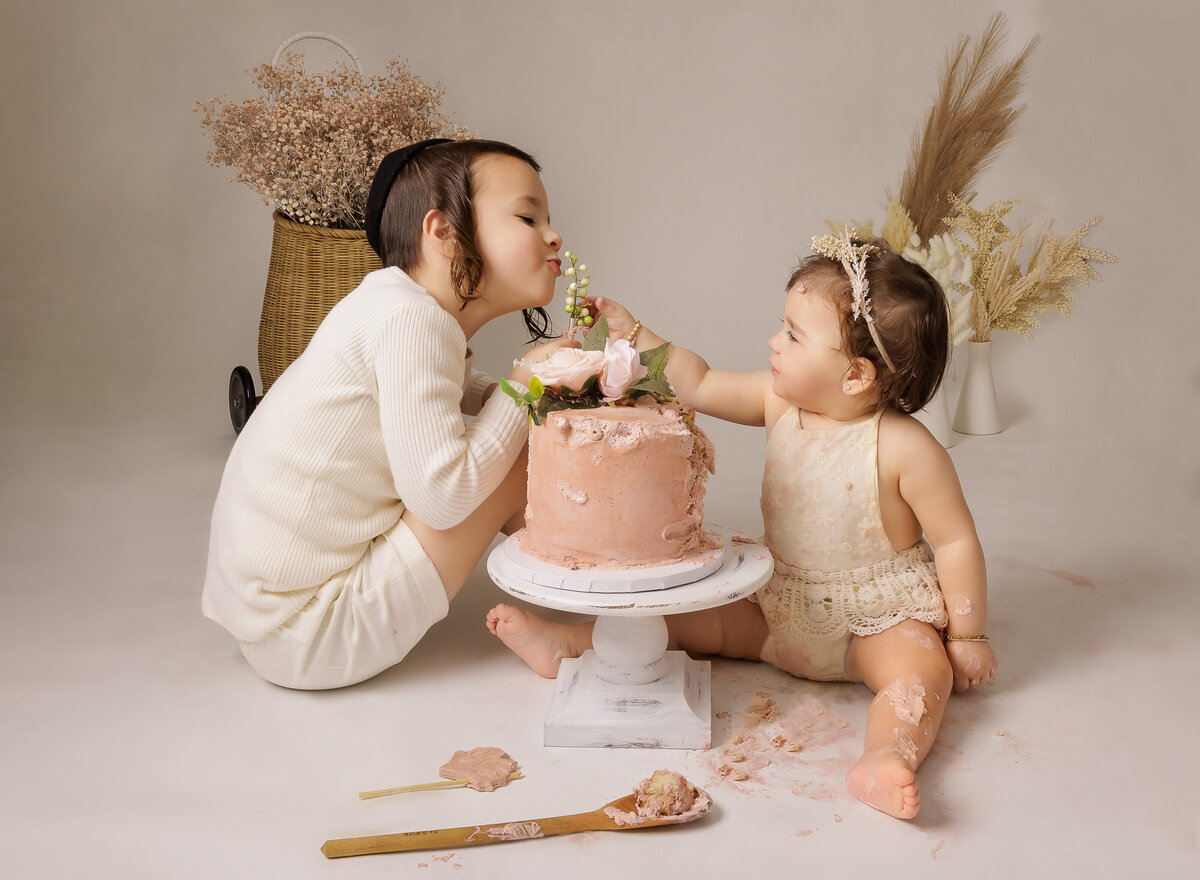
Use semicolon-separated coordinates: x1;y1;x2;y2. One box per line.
753;408;948;680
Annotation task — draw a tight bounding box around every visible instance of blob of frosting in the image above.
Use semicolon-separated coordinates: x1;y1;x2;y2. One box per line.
438;747;518;792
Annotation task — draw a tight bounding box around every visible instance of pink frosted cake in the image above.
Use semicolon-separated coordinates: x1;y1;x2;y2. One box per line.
520;401;716;569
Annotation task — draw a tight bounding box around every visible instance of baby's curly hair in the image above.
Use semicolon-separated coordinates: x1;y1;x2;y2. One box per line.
787;239;949;414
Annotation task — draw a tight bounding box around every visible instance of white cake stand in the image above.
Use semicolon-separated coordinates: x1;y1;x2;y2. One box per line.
487;525;773;750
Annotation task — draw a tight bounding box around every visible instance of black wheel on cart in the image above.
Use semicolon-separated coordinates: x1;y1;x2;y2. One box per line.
228;366;258;434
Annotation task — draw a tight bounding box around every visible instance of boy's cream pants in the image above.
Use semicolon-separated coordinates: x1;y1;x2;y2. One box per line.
239;517;448;689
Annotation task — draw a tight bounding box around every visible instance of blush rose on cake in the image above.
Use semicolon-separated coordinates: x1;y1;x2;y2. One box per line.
500;312;674;423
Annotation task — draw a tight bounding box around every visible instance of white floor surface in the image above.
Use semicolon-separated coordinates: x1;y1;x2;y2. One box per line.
2;363;1197;879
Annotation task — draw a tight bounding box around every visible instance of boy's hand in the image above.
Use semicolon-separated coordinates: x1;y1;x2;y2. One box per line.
508;336;580;385
946;640;998;693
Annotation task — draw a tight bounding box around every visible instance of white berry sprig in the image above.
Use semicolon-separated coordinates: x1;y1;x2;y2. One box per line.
562;250;592;329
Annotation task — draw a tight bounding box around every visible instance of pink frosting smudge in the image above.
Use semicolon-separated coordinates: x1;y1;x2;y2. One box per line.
780;697;850;750
893;728;919;765
1049;569;1098;590
438;747;518;792
881;674;927;726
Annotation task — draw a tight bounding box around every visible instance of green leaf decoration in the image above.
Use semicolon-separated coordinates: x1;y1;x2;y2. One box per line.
582;314;610;351
639;340;670;369
499;378;526;405
630;377;674;398
538;395;608;418
500;376;549;424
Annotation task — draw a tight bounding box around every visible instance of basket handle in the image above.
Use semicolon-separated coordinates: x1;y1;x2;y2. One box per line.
271;31;364;73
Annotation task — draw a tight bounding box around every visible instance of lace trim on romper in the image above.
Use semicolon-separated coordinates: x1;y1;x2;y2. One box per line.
755;408;947;644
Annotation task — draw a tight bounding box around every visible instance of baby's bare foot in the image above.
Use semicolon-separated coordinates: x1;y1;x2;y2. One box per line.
486;604;589;679
845;748;921;820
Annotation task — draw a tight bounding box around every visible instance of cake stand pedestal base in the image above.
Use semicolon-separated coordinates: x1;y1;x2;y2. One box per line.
487;525;774;751
544;651;710;749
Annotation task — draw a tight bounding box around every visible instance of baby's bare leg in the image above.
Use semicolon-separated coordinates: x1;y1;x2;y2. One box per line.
843;620;953;820
488;597;768;678
665;599;768;660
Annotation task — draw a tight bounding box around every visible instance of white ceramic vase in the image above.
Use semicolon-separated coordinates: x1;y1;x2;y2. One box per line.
916;380;956;447
953;340;1002;435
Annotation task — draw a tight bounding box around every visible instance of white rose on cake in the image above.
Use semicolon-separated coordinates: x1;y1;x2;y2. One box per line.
599;339;649;401
530;347;607;392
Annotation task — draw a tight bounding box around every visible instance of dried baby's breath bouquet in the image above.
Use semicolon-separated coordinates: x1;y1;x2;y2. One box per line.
196;52;469;229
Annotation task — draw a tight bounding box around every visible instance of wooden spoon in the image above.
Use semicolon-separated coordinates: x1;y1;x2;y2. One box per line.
321;789;712;858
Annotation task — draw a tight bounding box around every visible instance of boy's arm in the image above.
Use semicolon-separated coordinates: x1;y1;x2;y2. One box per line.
635;325;770;426
891;419;997;692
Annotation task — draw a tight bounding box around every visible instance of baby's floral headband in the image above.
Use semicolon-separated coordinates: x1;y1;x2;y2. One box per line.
810;230;898;373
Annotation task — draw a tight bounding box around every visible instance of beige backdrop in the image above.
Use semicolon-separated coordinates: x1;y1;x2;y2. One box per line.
1;0;1195;531
2;4;1199;874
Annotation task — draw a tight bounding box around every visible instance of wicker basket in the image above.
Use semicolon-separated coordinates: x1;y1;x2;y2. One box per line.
254;33;380;392
258;210;381;391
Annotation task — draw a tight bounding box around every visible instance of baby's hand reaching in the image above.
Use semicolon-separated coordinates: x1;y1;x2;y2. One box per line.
946;640;998;693
508;336;580;386
582;296;636;340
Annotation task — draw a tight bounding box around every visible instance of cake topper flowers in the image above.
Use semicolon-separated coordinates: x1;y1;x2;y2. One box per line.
562;250;593;329
500;314;674;425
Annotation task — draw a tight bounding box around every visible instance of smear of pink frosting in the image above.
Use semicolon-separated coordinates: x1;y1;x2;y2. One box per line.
893;728;919;765
438;747;517;792
881;674;927;726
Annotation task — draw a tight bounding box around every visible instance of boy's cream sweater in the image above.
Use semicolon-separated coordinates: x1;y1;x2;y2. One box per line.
202;268;529;642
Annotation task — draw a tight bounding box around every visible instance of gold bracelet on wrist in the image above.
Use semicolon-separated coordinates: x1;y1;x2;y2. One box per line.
945;634;989;642
625;320;643;344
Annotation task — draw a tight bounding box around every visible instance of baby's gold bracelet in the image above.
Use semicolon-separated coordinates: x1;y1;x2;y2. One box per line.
945;634;989;642
625;320;643;344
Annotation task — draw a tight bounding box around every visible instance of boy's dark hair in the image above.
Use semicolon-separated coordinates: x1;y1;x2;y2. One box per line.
379;139;553;342
786;239;950;413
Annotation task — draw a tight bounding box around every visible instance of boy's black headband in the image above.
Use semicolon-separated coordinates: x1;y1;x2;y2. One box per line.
365;138;452;258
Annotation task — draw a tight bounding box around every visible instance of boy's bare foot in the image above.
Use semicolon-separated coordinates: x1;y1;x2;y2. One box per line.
845;748;921;819
485;604;592;679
